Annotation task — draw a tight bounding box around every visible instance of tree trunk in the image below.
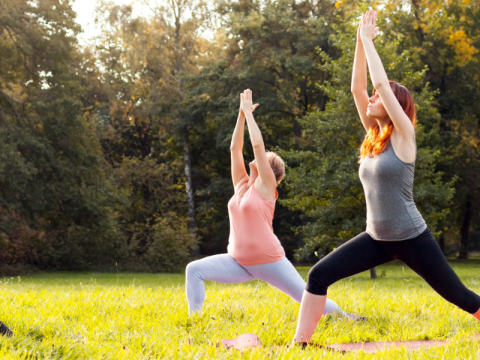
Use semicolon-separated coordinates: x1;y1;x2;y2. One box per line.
458;195;473;259
370;267;377;279
439;231;445;254
182;127;200;256
293;118;301;138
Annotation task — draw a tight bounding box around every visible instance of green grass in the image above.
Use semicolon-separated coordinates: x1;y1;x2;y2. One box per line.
0;261;479;359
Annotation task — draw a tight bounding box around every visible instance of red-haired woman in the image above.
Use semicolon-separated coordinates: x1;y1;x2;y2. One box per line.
293;10;480;344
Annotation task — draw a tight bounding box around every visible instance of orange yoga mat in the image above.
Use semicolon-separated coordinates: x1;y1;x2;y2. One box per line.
222;333;480;354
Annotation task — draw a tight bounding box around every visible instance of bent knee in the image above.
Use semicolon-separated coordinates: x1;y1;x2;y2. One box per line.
306;263;334;296
185;261;202;280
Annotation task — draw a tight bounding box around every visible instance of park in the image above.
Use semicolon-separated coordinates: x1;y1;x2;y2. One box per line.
0;0;480;357
0;262;478;358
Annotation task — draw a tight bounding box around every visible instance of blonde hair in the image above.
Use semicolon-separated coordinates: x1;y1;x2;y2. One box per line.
266;151;285;185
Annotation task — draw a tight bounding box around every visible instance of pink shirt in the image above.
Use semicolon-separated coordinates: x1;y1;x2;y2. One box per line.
227;180;286;266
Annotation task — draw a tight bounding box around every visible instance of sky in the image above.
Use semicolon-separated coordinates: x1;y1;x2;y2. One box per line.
72;0;152;44
72;0;216;45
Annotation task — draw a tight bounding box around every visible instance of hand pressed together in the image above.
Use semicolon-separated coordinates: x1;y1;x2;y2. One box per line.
360;10;379;42
240;89;259;115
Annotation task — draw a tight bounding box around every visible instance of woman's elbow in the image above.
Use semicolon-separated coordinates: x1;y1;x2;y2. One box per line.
351;84;366;94
373;79;389;91
351;87;362;95
252;142;264;149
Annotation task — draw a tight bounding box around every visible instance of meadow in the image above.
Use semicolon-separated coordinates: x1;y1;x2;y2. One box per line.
0;260;479;359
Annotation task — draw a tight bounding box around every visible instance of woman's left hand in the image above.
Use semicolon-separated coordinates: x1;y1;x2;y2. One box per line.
360;10;379;41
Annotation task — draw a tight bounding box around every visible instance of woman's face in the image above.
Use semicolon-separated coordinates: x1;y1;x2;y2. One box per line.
367;92;389;121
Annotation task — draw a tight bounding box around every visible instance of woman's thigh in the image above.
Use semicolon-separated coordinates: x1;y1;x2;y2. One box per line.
186;254;255;284
306;232;393;295
245;258;306;303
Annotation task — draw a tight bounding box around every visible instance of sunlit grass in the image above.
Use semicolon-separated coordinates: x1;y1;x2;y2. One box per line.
0;261;478;358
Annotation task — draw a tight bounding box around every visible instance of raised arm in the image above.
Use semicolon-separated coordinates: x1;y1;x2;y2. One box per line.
360;11;414;139
241;89;277;192
230;96;249;188
351;13;377;131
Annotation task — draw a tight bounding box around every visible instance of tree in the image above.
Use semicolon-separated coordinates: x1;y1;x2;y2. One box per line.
378;0;480;257
0;0;118;269
185;0;361;256
279;22;455;261
88;2;200;270
147;0;213;256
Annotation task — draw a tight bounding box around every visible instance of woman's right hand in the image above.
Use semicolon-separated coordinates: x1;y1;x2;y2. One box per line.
239;90;259;116
241;89;259;114
360;10;379;42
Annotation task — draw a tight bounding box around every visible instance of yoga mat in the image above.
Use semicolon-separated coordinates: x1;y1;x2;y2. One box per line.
325;339;448;354
222;333;480;353
222;333;262;350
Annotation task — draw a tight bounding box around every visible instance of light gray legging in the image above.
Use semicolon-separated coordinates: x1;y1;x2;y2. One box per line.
186;254;355;318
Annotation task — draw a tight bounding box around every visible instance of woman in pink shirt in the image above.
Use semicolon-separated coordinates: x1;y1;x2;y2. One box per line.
185;89;361;319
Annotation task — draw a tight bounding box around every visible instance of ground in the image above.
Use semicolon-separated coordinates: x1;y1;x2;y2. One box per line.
0;260;479;359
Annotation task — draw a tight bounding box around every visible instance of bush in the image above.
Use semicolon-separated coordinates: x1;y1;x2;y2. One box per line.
118;213;196;272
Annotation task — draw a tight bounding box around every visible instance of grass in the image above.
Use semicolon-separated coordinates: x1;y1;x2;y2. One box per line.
0;261;479;359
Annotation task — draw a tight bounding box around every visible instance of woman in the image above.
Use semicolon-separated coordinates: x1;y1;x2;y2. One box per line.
293;10;480;344
185;89;361;319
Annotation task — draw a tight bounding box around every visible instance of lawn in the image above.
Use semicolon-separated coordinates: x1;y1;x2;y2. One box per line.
0;260;479;359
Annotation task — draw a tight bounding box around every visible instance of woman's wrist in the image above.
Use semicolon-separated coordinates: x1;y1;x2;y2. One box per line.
360;34;373;43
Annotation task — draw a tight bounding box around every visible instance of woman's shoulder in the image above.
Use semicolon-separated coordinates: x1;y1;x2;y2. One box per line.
253;178;277;202
234;176;249;194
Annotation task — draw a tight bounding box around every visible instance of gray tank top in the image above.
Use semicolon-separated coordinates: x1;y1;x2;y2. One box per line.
358;139;427;241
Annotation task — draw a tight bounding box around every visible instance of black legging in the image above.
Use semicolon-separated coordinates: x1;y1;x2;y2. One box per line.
306;228;480;314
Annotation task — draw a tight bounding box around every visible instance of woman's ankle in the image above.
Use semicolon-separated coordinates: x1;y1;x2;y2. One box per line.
473;307;480;321
293;341;308;349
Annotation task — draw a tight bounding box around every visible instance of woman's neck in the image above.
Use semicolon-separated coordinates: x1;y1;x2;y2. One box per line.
376;117;391;131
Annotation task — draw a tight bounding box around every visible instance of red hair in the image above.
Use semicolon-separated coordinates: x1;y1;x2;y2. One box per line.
359;81;417;162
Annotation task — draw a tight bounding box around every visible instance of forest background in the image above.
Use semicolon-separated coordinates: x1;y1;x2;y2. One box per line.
0;0;479;273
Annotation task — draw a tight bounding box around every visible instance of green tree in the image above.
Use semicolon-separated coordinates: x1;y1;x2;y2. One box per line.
89;3;199;270
279;23;455;260
0;0;118;270
186;0;361;256
377;0;480;257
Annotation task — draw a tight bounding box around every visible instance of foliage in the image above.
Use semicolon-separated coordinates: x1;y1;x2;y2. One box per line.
0;0;479;270
279;23;455;259
0;0;118;269
87;3;199;270
377;0;480;256
186;0;362;256
113;158;196;272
